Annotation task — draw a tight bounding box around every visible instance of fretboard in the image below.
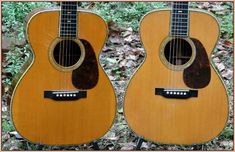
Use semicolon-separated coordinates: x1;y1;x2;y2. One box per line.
170;2;189;36
60;2;78;38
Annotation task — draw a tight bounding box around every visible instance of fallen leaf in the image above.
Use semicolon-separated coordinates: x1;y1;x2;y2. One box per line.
119;59;128;67
221;69;233;80
141;142;149;149
124;35;133;43
223;40;233;47
106;58;117;64
2;106;7;112
126;60;137;68
127;54;139;61
215;62;225;71
110;36;122;44
212;57;220;63
122;27;133;37
103;46;115;52
120;142;135;150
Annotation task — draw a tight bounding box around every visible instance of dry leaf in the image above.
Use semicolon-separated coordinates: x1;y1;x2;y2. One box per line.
221;69;233;80
215;62;225;71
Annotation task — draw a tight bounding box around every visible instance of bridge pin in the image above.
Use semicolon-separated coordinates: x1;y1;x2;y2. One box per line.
56;94;59;97
70;94;73;97
170;92;173;94
177;92;180;95
166;91;169;94
180;92;183;95
173;92;176;95
183;92;186;95
60;94;62;97
67;94;70;97
73;94;76;97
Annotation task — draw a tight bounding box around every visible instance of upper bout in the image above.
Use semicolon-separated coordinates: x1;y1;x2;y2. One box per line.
77;10;108;52
189;10;220;51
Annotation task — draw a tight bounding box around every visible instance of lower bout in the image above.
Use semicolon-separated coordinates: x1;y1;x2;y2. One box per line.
124;96;228;145
11;97;116;145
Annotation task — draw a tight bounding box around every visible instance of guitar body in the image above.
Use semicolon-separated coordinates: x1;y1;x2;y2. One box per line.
11;8;116;145
124;9;228;144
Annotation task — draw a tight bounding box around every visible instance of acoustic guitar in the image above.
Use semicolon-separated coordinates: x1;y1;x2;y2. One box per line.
124;2;228;145
11;2;116;145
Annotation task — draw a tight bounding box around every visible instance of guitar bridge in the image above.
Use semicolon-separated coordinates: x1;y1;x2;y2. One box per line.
155;88;198;99
44;90;87;101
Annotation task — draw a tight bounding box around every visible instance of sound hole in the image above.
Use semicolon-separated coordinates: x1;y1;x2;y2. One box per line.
53;40;81;67
164;38;192;65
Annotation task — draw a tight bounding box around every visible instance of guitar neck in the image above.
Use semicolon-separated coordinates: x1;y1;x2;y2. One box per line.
170;2;189;37
60;2;78;38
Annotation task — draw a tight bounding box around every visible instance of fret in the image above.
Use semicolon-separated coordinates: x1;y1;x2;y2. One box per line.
173;10;188;14
60;24;77;27
61;20;77;24
172;18;188;22
60;33;77;36
172;12;188;15
172;15;188;19
61;14;77;17
169;34;188;37
61;22;77;25
61;27;77;30
61;18;77;20
173;2;188;5
171;21;188;24
60;30;77;35
61;18;77;21
173;2;189;7
171;22;188;26
171;26;188;29
171;29;188;32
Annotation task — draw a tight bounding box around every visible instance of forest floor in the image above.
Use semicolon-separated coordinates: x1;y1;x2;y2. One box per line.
1;2;234;151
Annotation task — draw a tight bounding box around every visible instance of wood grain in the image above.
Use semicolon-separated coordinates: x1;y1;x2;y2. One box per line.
124;10;228;145
11;9;116;145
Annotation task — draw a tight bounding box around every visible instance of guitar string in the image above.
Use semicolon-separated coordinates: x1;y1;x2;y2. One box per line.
66;2;70;90
63;2;67;90
176;2;180;88
179;3;184;86
172;2;179;88
180;2;185;87
59;2;63;90
172;2;177;89
66;2;69;90
64;2;67;90
174;2;181;88
168;2;173;88
181;2;189;87
171;2;176;88
67;2;72;90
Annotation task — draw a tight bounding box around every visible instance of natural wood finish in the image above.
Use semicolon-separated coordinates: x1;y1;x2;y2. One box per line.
11;9;116;145
124;10;228;145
